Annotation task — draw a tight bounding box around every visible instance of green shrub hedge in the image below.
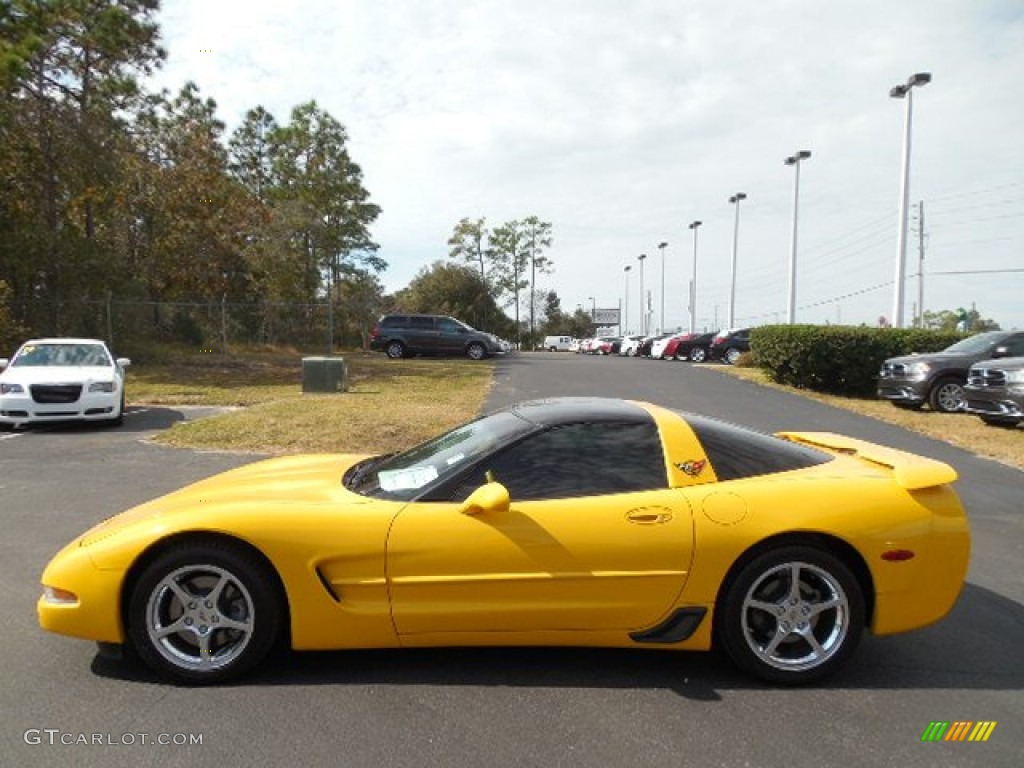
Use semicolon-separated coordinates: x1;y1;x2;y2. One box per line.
750;325;964;397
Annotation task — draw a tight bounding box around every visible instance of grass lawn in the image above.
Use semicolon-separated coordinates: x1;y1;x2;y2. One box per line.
710;364;1023;470
130;350;493;455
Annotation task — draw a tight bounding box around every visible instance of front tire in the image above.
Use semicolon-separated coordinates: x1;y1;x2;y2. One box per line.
717;546;864;685
689;347;707;363
127;542;282;684
892;401;923;411
928;377;965;413
109;391;126;427
466;342;487;361
980;415;1020;428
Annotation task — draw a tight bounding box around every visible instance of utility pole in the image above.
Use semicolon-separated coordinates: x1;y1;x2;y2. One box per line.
916;200;926;327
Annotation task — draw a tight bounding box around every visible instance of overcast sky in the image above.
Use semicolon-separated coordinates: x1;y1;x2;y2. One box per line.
151;0;1023;332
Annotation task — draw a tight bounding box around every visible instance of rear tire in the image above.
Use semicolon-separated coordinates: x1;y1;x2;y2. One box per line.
717;546;864;685
385;341;405;359
689;347;707;363
724;347;742;365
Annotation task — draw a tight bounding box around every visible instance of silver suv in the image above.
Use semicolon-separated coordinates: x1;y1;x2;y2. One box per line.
964;357;1024;428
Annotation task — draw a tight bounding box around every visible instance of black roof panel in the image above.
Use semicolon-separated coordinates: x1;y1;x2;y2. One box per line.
508;397;652;428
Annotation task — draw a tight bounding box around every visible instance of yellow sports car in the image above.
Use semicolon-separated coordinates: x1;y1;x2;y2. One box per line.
38;397;970;685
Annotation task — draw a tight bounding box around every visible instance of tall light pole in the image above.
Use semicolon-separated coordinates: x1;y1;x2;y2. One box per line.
727;193;746;329
784;150;811;324
637;254;647;335
687;221;701;334
587;296;596;326
890;72;931;328
657;241;668;333
622;264;630;333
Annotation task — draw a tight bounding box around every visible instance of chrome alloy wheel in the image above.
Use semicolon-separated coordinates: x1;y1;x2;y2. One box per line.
932;381;965;413
739;561;850;673
145;564;255;672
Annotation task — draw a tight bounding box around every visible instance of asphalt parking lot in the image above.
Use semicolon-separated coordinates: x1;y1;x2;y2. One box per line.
2;356;1020;768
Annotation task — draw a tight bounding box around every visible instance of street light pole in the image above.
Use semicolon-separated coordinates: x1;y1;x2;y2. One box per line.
623;265;632;334
587;296;596;327
784;150;812;324
687;221;701;334
727;193;746;328
891;72;931;329
637;254;647;335
657;241;668;333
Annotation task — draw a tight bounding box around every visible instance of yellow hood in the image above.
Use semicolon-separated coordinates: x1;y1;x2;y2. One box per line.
79;453;373;546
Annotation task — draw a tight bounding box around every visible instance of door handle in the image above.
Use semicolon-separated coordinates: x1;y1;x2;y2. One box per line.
627;509;673;524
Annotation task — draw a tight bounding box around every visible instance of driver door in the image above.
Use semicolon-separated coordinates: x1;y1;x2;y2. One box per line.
386;421;695;636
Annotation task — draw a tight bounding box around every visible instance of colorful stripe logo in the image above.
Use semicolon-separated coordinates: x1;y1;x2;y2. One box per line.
921;721;997;742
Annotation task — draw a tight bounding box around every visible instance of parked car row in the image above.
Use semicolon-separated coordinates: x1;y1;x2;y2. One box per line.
570;328;752;365
877;330;1024;428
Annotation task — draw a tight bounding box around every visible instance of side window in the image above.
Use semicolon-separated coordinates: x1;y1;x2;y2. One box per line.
1003;335;1024;357
410;316;435;330
381;316;405;328
436;318;462;333
686;414;832;481
451;422;667;501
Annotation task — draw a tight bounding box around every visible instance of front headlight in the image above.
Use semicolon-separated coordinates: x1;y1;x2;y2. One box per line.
42;585;79;605
0;382;24;394
88;381;115;393
906;361;931;378
1005;369;1024;384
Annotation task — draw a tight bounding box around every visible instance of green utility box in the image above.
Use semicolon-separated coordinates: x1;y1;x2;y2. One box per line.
301;356;348;393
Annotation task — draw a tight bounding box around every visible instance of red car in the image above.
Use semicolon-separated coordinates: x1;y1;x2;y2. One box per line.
659;333;693;360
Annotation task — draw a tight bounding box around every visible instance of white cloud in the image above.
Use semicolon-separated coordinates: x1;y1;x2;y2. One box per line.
151;0;1024;330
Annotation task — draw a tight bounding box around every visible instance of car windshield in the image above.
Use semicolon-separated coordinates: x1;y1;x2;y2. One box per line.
12;343;110;367
345;410;538;500
943;333;1003;355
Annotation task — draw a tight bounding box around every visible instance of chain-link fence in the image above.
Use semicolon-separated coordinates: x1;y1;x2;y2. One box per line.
6;296;372;360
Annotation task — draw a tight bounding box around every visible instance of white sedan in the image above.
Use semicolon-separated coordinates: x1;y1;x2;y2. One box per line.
0;338;130;427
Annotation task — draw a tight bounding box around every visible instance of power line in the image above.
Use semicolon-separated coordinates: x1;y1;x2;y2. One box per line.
930;268;1024;276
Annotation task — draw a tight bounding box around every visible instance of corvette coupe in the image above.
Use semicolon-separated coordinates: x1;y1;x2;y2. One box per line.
38;397;970;685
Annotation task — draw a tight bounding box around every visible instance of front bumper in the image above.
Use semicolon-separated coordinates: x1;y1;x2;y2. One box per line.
876;379;928;403
963;385;1024;419
38;539;126;643
0;392;119;425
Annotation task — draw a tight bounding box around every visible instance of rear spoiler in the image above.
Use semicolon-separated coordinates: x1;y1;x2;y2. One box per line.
776;431;958;490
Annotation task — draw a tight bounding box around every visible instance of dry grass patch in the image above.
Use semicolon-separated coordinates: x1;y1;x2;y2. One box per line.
709;365;1023;470
135;352;493;454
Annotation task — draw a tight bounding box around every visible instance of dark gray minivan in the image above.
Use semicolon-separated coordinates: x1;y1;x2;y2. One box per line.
368;314;503;360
